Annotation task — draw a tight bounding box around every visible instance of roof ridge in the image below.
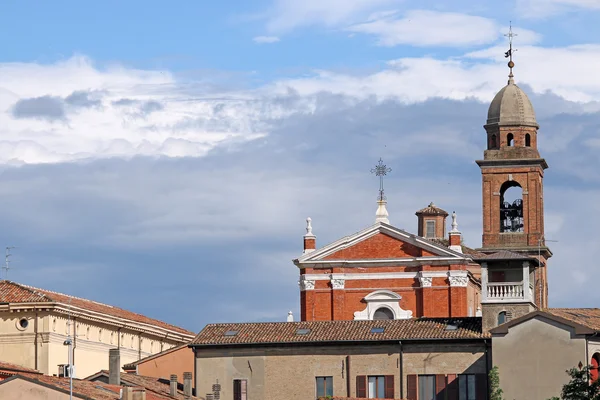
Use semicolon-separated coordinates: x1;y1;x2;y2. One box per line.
2;281;52;302
17;281;116;309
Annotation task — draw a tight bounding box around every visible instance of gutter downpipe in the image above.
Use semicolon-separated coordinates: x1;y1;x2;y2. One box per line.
485;339;490;400
34;307;38;370
346;355;351;397
399;341;404;399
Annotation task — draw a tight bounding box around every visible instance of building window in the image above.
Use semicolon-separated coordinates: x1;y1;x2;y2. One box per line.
507;133;514;146
233;379;248;400
373;307;394;320
525;133;531;147
356;375;393;398
425;220;435;238
498;311;507;325
99;329;103;342
316;376;333;397
418;375;436;400
458;374;476;400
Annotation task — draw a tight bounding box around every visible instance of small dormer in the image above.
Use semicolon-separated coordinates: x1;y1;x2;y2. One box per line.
415;202;448;239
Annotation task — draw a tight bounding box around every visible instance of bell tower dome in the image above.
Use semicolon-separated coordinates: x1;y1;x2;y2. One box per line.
476;47;552;309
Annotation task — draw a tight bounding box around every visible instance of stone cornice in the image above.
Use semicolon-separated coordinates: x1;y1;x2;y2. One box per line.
1;303;193;342
475;158;548;170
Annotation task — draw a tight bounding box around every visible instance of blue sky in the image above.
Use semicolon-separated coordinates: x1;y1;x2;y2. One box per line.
1;0;600;333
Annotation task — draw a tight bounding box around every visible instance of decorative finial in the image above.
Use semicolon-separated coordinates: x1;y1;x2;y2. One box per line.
371;158;392;224
287;311;294;322
305;217;315;238
371;158;392;202
504;22;518;84
451;211;459;232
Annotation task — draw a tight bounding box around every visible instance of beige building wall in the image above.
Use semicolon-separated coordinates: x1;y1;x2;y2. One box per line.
134;346;195;386
195;343;487;400
0;378;71;400
492;316;587;400
0;310;186;378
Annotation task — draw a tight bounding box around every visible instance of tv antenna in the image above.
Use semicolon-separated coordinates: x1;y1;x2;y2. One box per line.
2;247;16;279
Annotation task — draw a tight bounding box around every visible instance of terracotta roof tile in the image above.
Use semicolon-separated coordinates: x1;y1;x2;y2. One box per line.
0;361;41;375
547;308;600;331
86;370;193;399
473;250;537;261
190;318;488;346
5;374;122;399
415;202;448;216
429;238;487;258
0;280;194;337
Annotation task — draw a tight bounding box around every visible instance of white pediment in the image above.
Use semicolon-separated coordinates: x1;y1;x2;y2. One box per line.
353;290;413;320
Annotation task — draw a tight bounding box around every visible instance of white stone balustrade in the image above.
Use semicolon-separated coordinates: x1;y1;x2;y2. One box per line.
487;282;525;300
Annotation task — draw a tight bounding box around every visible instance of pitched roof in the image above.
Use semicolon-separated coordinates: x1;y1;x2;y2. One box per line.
123;343;190;370
295;222;469;265
85;371;192;399
190;318;488;347
0;280;194;337
415;202;448;216
0;374;123;400
429;238;487;258
489;309;600;335
473;250;538;262
0;361;42;380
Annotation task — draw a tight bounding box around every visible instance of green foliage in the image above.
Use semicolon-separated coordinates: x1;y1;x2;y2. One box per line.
489;365;505;400
548;365;600;400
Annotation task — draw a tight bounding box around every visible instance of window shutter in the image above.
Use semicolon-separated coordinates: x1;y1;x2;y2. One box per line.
384;375;395;399
436;375;446;400
356;375;367;398
476;373;487;400
446;374;458;400
406;375;417;400
233;380;241;400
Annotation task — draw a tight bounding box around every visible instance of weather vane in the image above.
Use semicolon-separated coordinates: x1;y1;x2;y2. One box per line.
504;22;518;77
371;158;392;201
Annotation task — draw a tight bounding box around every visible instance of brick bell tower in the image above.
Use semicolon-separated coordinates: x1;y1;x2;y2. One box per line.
476;41;552;310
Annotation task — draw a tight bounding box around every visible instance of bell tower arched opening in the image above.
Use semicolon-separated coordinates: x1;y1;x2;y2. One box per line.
500;181;523;233
490;134;497;149
525;133;531;147
507;133;514;146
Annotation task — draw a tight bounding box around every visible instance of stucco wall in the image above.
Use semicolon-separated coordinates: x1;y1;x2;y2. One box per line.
492;316;587;400
0;378;71;400
0;310;184;378
195;342;487;400
135;346;195;386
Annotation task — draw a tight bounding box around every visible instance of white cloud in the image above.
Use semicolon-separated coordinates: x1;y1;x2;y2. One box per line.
253;36;281;43
518;0;600;18
264;0;399;33
346;10;499;47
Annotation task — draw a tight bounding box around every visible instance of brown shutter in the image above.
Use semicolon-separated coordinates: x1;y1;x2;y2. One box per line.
356;375;367;398
446;374;458;400
436;374;446;400
233;380;240;400
385;375;395;399
476;373;488;400
407;375;417;400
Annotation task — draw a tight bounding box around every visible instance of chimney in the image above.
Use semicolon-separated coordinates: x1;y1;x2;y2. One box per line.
123;387;146;400
109;348;121;386
415;202;448;239
303;217;316;254
170;374;178;397
448;211;462;253
183;372;193;399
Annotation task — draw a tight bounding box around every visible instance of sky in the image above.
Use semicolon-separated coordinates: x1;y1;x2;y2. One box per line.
1;0;600;333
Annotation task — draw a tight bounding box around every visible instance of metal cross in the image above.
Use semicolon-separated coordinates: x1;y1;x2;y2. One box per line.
504;22;518;73
371;158;392;201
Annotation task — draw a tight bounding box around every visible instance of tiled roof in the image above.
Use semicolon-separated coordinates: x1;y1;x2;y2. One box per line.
0;361;41;375
547;308;600;331
123;343;189;370
0;280;194;337
2;374;123;400
472;250;539;264
191;318;488;346
429;238;487;258
87;370;193;400
415;202;448;216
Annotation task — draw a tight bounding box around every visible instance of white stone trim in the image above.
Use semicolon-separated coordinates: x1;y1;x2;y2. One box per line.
298;278;315;291
418;273;433;287
330;275;345;290
448;271;469;287
353;290;413;320
302;270;470;283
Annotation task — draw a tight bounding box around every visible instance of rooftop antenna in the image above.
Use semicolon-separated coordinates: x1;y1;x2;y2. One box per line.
3;246;15;279
504;21;518;82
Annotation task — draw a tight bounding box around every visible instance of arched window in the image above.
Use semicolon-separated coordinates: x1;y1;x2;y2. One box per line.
373;307;394;320
498;311;507;325
490;134;497;149
507;133;514;146
500;181;524;232
592;353;600;382
525;134;531;147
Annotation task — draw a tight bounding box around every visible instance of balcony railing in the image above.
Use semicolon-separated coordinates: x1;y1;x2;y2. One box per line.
487;282;525;300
